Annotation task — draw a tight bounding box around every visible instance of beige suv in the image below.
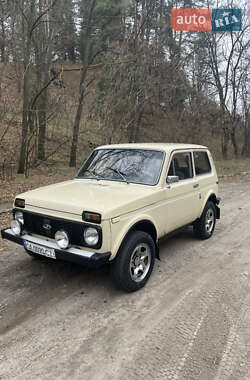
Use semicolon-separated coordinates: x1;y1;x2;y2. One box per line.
1;143;220;292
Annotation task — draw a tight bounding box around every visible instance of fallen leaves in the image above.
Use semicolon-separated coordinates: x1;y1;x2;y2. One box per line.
0;213;11;249
0;166;76;249
0;166;76;204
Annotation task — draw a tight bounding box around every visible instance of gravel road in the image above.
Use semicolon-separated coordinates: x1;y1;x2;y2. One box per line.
0;180;250;380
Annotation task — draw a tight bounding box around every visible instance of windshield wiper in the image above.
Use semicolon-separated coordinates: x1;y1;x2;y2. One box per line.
105;167;129;184
82;169;102;180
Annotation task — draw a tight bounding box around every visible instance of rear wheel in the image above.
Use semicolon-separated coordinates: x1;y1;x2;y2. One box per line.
193;201;216;239
111;231;156;292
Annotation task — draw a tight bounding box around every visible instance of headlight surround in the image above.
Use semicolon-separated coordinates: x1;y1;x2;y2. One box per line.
84;227;99;246
15;211;24;225
55;230;69;249
11;220;21;236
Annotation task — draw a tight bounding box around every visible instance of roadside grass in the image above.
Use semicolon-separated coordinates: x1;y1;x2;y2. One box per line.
216;158;250;177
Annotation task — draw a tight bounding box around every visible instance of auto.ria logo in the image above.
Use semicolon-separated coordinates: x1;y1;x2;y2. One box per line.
212;9;242;31
171;8;242;31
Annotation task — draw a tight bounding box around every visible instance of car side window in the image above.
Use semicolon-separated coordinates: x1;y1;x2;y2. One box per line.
193;151;211;175
167;152;193;180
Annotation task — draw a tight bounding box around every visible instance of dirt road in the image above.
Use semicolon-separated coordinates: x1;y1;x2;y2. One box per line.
0;181;250;380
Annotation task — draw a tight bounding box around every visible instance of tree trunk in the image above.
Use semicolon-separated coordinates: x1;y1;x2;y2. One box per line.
221;130;229;159
36;0;53;161
0;20;6;62
69;67;88;167
18;97;30;173
241;119;250;156
69;0;96;167
133;108;144;142
68;45;76;63
17;6;33;174
37;89;47;160
231;130;238;157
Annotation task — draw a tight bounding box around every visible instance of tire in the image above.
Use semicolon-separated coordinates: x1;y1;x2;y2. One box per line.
111;231;156;292
193;201;216;239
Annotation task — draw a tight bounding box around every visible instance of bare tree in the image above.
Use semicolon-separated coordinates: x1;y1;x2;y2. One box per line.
204;0;250;158
17;0;58;173
34;0;55;160
241;71;250;156
69;0;97;167
17;0;36;174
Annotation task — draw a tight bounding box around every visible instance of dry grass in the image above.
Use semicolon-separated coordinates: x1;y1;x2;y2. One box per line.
0;165;77;204
216;158;250;176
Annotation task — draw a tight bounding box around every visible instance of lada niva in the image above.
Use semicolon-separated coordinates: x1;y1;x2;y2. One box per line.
1;143;220;292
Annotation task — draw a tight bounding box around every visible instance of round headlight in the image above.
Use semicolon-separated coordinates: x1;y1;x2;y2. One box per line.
11;220;21;236
15;211;24;225
84;227;99;246
55;230;69;249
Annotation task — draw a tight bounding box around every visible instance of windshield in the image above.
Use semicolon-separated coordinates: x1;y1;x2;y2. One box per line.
77;149;164;186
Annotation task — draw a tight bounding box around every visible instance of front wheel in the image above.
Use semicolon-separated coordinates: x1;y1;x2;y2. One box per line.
193;201;216;239
111;231;156;292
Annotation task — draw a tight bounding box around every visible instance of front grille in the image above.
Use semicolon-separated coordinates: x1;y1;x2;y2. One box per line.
20;210;102;249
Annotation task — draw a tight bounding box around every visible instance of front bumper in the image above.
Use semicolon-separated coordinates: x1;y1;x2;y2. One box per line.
1;228;111;268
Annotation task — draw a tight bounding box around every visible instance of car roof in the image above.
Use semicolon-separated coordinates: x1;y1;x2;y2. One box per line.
97;143;207;153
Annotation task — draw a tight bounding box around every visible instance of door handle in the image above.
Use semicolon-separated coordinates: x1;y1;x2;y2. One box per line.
193;183;199;188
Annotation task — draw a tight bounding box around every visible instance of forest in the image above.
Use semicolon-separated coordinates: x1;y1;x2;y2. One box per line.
0;0;249;178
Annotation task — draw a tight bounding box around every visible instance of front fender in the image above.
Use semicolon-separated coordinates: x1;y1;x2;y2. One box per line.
110;213;158;260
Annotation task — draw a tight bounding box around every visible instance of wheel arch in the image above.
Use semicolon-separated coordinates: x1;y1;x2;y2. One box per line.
208;193;217;204
111;218;159;260
200;192;220;219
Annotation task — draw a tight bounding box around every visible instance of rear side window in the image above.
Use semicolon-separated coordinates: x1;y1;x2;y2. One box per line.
168;152;193;180
194;151;211;175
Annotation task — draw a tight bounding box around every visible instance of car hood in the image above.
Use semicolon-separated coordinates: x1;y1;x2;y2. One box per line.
17;179;163;219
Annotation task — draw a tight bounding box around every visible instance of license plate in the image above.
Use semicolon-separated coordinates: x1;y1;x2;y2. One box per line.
24;240;56;259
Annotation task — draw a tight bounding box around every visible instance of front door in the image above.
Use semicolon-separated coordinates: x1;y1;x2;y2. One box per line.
164;150;201;233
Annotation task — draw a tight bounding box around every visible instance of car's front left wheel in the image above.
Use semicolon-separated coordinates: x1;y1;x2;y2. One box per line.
111;231;156;292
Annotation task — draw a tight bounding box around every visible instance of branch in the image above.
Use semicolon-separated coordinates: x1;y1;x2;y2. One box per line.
224;24;250;101
0;124;10;146
29;0;58;37
33;137;71;168
30;71;60;111
60;59;136;73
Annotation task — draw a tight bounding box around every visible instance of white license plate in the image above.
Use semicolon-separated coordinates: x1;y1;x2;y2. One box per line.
24;240;56;259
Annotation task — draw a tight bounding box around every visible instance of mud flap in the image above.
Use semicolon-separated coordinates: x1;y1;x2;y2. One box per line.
215;197;221;219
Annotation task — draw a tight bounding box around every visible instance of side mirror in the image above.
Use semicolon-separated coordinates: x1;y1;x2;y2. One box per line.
166;175;179;184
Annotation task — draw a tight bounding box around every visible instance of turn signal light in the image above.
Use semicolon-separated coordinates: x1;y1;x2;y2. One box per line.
15;198;25;208
82;212;101;224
